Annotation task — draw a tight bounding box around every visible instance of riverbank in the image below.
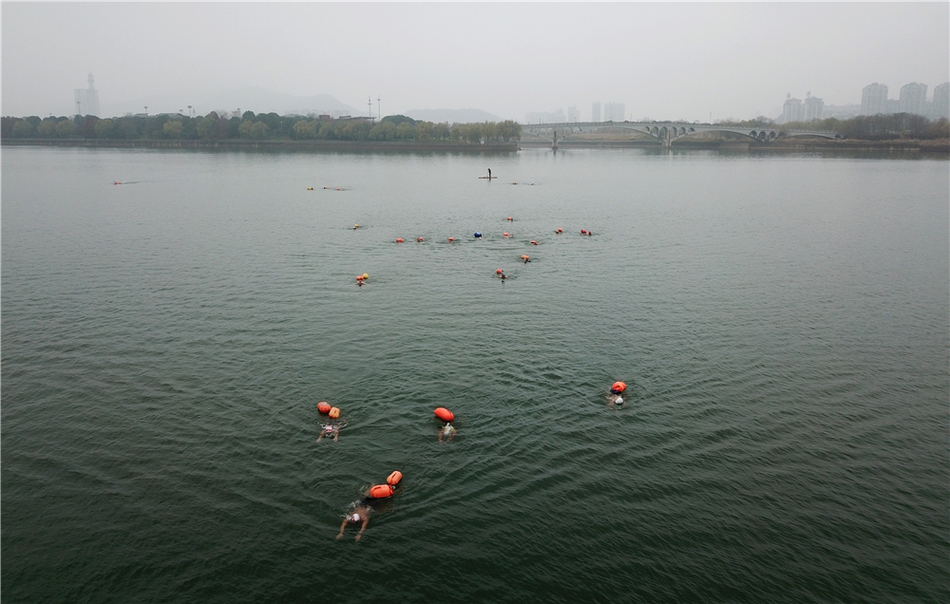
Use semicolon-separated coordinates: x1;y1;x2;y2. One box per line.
520;137;950;156
0;137;519;153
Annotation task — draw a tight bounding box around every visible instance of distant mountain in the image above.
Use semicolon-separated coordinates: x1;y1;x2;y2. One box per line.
102;87;357;118
403;108;502;124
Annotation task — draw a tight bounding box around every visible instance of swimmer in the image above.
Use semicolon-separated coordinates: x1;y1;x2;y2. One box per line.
336;504;371;541
318;423;341;442
439;421;457;444
607;394;624;408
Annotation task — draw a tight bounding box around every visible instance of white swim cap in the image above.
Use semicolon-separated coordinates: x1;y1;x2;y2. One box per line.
615;397;623;404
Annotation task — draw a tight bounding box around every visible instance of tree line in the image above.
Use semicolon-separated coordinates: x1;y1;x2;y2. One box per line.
717;113;949;140
0;112;522;144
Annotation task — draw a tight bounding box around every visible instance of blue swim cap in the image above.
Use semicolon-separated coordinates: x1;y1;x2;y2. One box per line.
474;232;482;238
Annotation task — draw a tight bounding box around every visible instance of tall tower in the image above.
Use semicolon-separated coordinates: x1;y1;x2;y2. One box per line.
861;83;888;116
899;82;927;116
74;73;101;117
933;82;950;120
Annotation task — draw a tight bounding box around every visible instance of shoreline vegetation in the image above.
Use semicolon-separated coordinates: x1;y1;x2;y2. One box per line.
2;110;948;156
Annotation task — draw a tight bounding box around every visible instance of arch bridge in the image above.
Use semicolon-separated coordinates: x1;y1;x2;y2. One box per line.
524;121;843;148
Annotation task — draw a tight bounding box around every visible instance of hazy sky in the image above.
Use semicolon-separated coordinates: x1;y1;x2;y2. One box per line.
3;2;948;122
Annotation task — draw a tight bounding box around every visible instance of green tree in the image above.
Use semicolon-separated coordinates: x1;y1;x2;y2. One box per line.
37;118;58;137
197;116;217;140
163;120;183;138
96;119;114;138
249;121;270;139
293;119;317;139
56;119;77;137
12;120;34;138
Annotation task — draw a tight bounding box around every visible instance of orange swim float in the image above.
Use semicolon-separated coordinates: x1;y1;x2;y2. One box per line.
317;401;331;414
387;471;403;486
368;484;394;499
434;407;454;422
396;238;404;243
611;381;627;394
329;406;341;419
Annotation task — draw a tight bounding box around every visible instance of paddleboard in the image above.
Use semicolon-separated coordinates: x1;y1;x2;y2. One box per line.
478;176;496;179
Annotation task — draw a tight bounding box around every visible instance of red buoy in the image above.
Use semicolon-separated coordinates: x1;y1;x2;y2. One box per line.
434;407;454;422
581;229;587;234
556;228;563;233
448;237;455;242
386;471;403;486
317;401;331;414
368;484;394;499
611;381;627;394
496;268;503;274
396;238;404;243
530;240;538;245
417;237;424;242
507;216;513;221
503;232;510;237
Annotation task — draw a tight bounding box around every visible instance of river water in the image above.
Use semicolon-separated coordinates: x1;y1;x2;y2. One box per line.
3;146;948;603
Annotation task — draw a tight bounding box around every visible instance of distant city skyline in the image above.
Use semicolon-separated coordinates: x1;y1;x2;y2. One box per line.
3;3;947;123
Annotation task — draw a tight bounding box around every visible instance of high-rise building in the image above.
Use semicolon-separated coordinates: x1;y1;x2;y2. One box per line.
603;102;625;122
899;82;928;115
783;95;804;123
567;105;579;122
591;101;601;122
73;72;100;117
861;83;888;115
803;94;824;121
933;82;950;120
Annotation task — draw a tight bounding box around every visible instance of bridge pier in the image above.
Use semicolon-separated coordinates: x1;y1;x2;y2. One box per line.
552;130;558;151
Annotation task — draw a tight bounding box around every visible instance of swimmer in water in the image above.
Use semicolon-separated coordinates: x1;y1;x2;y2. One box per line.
439;421;457;444
606;394;624;408
318;423;341;442
336;504;371;541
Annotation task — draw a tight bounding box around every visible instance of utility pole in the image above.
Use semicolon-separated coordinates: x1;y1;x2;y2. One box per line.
377;96;381;121
368;97;372;119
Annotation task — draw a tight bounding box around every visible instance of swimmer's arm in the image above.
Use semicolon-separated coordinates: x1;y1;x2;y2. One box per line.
336;518;347;539
355;517;370;541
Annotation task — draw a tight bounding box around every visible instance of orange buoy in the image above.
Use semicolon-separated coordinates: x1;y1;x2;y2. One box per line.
521;254;529;260
329;406;341;419
396;238;404;243
496;268;503;274
507;216;513;221
448;237;455;242
356;275;363;282
581;229;587;234
556;228;563;233
503;232;510;237
317;401;331;414
530;240;538;245
386;471;403;486
611;381;627;394
417;237;424;242
368;484;394;499
336;187;341;191
434;407;454;422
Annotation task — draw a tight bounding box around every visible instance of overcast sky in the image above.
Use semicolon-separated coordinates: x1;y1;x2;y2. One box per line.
3;2;948;122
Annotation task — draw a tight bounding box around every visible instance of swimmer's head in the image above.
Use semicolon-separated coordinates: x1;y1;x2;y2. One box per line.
615;397;623;405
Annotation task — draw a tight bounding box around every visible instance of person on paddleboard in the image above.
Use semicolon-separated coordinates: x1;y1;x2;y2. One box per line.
488;168;492;179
